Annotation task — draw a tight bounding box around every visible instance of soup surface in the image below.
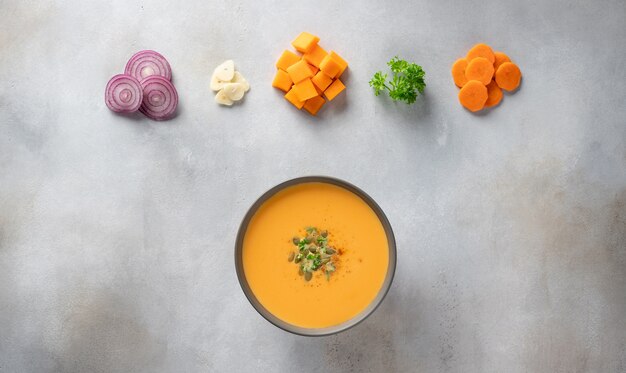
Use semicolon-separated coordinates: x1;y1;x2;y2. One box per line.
242;182;389;328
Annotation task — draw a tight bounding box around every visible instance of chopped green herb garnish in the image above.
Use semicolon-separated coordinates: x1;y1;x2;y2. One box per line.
290;226;339;282
369;56;426;104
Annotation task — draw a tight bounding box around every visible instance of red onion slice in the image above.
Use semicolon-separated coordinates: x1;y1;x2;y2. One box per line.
124;50;172;82
139;76;178;121
105;74;143;113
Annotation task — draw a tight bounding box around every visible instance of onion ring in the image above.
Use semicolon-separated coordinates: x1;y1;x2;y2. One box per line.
105;74;143;113
124;50;172;82
138;76;178;121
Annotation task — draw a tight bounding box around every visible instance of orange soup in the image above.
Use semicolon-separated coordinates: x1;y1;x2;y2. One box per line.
242;182;389;328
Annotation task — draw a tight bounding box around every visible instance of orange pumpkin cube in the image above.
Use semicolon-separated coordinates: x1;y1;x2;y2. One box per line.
272;69;293;92
286;59;313;84
314;84;324;96
276;50;301;71
306;62;319;75
303;44;328;68
303;96;326;116
293;78;318;101
319;55;342;78
329;51;348;77
311;71;333;91
324;79;345;101
284;87;305;109
291;32;320;53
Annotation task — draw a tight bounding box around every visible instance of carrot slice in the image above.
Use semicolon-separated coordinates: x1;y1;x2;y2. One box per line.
465;57;494;85
495;62;521;91
493;52;511;72
484;80;503;108
458;80;488;112
466;43;495;63
451;58;468;88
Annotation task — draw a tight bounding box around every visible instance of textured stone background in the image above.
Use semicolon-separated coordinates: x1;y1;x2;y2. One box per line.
1;0;625;372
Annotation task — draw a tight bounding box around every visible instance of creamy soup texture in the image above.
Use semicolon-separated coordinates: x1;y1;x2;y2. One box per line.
242;182;389;328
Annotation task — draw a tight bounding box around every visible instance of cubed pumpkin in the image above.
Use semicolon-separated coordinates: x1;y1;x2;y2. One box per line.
284;87;305;109
311;71;333;92
291;32;320;53
324;79;345;101
272;69;293;92
286;59;313;84
293;78;318;101
303;96;326;116
303;44;328;68
319;55;342;78
306;62;319;75
329;51;348;77
276;50;301;71
314;84;324;96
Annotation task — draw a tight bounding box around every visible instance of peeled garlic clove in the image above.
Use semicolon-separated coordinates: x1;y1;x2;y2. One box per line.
231;71;250;92
222;83;246;101
215;89;234;106
210;74;227;91
214;60;235;81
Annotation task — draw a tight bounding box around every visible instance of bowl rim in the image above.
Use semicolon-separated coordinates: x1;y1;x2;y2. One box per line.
234;176;397;337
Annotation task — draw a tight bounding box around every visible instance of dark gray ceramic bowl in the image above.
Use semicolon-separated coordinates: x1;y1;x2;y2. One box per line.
234;176;397;336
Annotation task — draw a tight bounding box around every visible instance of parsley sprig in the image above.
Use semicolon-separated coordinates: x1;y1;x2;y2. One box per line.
369;56;426;104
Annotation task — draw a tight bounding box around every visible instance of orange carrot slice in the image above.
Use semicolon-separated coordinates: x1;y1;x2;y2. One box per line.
465;57;494;85
484;80;503;108
493;52;511;72
495;62;522;91
466;43;495;63
458;80;488;112
451;58;468;88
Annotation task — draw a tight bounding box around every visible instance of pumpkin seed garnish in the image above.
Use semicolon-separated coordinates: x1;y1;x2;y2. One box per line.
325;262;336;272
288;252;295;262
289;226;339;282
294;253;303;263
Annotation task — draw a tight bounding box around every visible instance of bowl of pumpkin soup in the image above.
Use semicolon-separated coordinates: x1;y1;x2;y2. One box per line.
235;176;396;336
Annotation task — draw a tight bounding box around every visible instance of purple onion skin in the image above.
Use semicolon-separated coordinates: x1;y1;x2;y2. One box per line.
105;74;143;113
125;50;172;82
139;75;178;121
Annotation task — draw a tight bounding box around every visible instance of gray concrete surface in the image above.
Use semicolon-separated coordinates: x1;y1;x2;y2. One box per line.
1;0;625;371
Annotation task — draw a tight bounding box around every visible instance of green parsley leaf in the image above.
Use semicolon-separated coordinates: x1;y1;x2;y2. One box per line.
369;56;426;104
369;72;388;96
